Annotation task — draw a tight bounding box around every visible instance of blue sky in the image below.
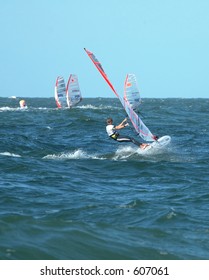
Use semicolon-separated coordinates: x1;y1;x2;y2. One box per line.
0;0;208;98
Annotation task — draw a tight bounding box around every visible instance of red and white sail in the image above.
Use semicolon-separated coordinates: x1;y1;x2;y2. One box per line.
84;48;119;98
66;74;82;108
84;48;156;142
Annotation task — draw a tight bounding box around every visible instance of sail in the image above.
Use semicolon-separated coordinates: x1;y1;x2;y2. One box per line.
66;74;82;107
124;74;141;111
122;74;155;141
123;97;155;142
84;48;119;98
84;48;156;142
54;76;67;108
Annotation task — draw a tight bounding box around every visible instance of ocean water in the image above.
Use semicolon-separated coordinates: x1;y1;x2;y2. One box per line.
0;97;209;260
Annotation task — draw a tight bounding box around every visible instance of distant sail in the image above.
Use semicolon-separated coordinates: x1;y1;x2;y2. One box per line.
124;74;141;111
55;76;67;108
66;74;82;108
84;48;156;142
19;99;27;109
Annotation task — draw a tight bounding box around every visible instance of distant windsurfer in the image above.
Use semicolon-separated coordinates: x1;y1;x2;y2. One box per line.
19;99;27;109
106;118;150;149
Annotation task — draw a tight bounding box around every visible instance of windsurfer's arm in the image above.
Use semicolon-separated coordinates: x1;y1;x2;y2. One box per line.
115;118;128;129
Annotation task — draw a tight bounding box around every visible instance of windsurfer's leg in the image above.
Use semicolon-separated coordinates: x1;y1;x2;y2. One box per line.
128;137;150;149
140;143;150;149
130;137;143;147
117;135;141;147
116;135;132;143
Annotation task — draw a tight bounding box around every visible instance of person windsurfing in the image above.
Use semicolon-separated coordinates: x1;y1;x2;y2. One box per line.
19;100;27;109
106;117;150;149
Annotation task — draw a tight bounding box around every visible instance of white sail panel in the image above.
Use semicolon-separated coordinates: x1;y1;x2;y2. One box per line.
124;74;141;111
66;75;82;108
54;76;67;108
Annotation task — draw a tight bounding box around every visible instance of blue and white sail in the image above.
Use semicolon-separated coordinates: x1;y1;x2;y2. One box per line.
55;76;67;108
122;96;154;142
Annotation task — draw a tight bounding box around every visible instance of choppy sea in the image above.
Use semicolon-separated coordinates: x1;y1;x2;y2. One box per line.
0;97;209;260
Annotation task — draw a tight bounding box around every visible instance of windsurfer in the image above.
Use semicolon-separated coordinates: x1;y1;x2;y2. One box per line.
19;99;27;108
106;118;150;149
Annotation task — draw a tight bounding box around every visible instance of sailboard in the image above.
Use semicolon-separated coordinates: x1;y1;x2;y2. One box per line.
84;48;157;143
124;74;141;111
54;76;67;108
143;135;171;151
66;74;82;108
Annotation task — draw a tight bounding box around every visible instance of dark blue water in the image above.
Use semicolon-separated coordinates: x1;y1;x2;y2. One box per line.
0;97;209;260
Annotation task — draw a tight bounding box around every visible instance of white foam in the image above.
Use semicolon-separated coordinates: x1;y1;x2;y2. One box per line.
43;149;104;160
113;146;136;160
0;107;17;112
78;104;116;110
0;152;21;157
